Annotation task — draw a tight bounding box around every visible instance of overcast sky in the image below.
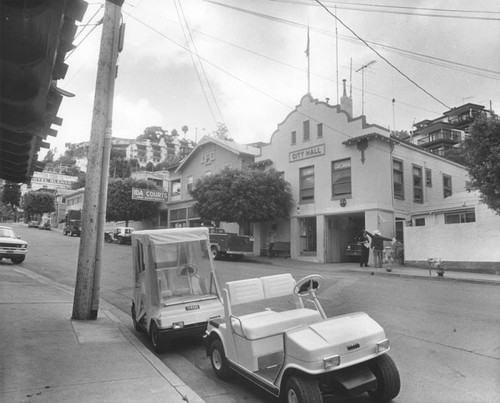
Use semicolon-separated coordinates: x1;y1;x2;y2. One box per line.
49;0;500;157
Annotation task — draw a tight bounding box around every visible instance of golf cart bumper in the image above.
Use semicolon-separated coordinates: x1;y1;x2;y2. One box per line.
156;321;209;342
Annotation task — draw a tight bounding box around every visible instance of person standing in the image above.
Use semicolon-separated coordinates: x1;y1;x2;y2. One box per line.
268;231;276;257
358;229;371;267
366;229;395;268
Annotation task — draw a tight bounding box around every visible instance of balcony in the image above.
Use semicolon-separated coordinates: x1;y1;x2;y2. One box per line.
417;130;461;147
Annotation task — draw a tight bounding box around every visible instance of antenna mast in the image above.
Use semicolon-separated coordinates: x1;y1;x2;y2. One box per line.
356;60;376;115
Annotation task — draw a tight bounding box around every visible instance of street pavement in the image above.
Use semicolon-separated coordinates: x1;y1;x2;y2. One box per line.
0;253;498;403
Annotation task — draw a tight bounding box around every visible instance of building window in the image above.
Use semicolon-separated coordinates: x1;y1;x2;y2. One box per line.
299;166;314;202
187;175;194;193
425;168;432;187
171;179;181;195
415;218;426;226
291;131;296;145
413;165;423;203
303;120;310;142
445;209;475;224
443;174;452;198
317;123;323;138
331;158;351;198
393;159;404;199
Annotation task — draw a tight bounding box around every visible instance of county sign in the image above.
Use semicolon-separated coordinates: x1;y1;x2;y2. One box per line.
131;187;168;202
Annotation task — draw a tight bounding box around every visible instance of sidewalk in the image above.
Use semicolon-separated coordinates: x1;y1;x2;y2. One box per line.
249;256;500;287
0;266;205;403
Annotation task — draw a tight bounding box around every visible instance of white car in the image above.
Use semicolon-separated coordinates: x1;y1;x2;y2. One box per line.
204;274;400;403
0;226;28;264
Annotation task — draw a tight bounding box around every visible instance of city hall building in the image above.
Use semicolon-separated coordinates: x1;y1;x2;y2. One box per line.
253;91;470;264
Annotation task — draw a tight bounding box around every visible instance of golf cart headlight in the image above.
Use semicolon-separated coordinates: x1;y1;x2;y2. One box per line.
376;339;390;353
172;321;184;329
323;355;340;370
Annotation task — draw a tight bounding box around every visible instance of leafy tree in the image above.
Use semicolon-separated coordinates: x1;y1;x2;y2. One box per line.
72;172;87;190
462;116;500;213
145;161;155;172
181;125;189;137
1;182;21;222
21;191;56;219
190;169;294;224
211;122;231;140
43;149;55;163
137;126;168;142
106;178;160;226
443;143;468;166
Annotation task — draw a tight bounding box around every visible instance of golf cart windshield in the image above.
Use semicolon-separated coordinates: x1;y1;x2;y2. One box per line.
144;237;219;310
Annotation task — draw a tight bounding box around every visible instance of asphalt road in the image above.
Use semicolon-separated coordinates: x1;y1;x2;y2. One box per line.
6;224;500;403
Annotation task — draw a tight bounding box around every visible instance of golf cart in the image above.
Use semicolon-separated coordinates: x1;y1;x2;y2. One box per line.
131;227;224;353
204;274;400;402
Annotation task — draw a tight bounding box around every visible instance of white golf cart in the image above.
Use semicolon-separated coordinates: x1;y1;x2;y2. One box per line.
204;274;400;402
131;227;224;352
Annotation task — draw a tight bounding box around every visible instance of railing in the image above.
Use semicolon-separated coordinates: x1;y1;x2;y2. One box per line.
417;130;461;146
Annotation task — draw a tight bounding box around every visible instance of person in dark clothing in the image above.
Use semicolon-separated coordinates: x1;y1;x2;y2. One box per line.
366;229;395;268
357;229;371;267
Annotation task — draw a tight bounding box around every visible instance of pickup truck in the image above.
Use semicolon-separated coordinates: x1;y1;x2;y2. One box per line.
208;227;253;260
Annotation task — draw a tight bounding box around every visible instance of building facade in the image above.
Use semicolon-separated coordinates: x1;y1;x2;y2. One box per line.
254;94;471;264
166;136;259;229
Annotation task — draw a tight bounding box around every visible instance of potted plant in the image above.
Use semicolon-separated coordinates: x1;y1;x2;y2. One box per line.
427;258;445;277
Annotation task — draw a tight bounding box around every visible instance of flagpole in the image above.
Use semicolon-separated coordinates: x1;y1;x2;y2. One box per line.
306;25;310;94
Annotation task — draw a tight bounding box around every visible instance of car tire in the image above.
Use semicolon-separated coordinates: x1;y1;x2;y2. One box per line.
367;354;401;402
211;246;219;260
11;256;25;264
150;322;166;353
283;376;322;403
210;339;232;380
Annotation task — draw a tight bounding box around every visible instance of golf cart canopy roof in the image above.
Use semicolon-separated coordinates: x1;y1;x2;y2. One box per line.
132;227;209;245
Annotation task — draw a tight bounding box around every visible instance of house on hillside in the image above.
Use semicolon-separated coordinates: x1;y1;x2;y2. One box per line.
253;90;481;268
166;135;260;232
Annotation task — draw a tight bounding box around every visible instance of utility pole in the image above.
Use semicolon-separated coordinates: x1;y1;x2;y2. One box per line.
72;0;124;320
356;60;376;116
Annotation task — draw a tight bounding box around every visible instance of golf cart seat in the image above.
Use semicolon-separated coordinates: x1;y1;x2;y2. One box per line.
226;274;321;340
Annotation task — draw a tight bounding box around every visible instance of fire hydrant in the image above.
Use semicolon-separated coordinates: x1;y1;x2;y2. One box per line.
427;258;445;277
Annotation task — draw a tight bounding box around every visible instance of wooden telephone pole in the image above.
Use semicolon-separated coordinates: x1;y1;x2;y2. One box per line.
72;0;123;320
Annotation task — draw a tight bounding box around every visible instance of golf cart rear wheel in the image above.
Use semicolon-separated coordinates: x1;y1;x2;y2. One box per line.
150;322;166;353
131;302;143;333
367;354;401;402
284;376;322;403
210;339;231;380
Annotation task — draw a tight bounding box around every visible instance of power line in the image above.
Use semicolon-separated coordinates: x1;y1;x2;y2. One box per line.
269;0;500;21
312;0;451;109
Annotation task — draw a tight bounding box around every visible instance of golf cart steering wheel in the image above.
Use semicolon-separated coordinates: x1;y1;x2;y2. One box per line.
177;263;199;277
293;275;323;297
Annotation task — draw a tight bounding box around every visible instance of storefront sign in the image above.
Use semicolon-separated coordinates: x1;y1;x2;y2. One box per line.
289;144;325;163
132;188;168;202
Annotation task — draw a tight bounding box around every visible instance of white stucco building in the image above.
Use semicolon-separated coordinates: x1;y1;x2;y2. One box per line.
253;92;495;271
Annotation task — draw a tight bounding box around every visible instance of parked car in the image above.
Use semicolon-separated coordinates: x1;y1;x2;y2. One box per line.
207;227;254;260
0;226;28;264
204;274;400;403
38;221;51;230
105;226;135;244
27;220;39;228
63;220;82;237
345;239;363;261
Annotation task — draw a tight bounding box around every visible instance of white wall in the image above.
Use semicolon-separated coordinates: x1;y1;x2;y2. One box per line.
404;202;500;263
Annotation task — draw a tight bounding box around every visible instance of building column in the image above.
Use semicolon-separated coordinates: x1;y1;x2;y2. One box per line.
316;214;325;263
290;217;299;259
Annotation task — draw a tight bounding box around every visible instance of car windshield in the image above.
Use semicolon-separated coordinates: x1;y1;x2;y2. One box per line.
0;228;16;238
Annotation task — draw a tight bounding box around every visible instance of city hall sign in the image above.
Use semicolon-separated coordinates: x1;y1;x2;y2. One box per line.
289;144;325;163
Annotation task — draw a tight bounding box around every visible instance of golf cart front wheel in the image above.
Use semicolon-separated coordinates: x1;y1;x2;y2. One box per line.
150;322;167;353
210;339;231;380
284;376;322;403
367;354;401;402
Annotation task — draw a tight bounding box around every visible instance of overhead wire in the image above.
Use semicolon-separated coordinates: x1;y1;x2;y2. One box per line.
122;9;421;160
65;4;104;61
269;0;500;21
